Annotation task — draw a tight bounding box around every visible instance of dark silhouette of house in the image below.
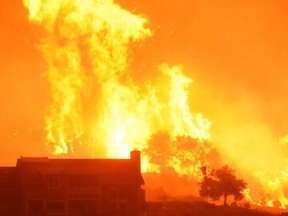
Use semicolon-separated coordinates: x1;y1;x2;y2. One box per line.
0;150;146;216
0;167;20;215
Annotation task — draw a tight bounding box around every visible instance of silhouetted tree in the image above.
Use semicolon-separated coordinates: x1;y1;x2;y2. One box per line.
199;165;247;205
143;131;172;170
144;131;222;175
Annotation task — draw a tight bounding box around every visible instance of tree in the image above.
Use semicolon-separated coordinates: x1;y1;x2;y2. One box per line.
199;165;247;205
144;131;222;175
143;131;172;171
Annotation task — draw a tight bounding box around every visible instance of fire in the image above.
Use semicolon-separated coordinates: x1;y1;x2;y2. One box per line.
23;0;211;166
23;0;152;155
160;63;211;140
253;169;288;208
23;0;288;208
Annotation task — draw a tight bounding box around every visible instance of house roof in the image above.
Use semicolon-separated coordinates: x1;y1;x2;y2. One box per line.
17;157;144;184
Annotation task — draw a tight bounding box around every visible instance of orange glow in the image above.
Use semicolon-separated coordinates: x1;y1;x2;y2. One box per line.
23;0;152;155
23;0;211;174
2;0;288;209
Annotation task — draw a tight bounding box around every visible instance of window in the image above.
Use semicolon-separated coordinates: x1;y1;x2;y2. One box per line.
110;188;118;200
110;202;126;215
109;187;127;215
28;200;43;215
46;202;65;213
110;187;126;200
119;203;126;214
47;176;60;189
68;200;98;215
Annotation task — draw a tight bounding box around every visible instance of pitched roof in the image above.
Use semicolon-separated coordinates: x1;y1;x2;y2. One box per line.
17;157;144;184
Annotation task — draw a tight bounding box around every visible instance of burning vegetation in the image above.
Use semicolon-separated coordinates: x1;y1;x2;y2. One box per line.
23;0;211;172
20;0;288;210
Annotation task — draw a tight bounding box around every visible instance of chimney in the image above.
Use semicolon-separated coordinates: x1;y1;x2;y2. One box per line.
130;149;141;173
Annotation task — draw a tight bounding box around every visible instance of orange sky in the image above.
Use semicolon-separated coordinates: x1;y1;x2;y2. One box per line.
1;0;288;166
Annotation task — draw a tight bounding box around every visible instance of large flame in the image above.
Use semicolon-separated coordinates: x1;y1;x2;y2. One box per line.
23;0;152;155
23;0;288;209
23;0;210;165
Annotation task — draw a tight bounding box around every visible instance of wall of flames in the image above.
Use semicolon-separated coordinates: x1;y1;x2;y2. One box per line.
23;0;288;208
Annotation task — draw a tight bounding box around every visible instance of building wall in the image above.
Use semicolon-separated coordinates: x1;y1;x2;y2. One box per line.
3;153;146;216
101;184;143;216
0;167;21;216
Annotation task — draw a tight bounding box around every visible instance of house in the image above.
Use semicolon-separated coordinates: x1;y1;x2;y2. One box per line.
0;150;146;216
0;167;20;215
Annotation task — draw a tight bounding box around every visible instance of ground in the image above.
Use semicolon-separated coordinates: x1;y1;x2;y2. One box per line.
146;201;280;216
